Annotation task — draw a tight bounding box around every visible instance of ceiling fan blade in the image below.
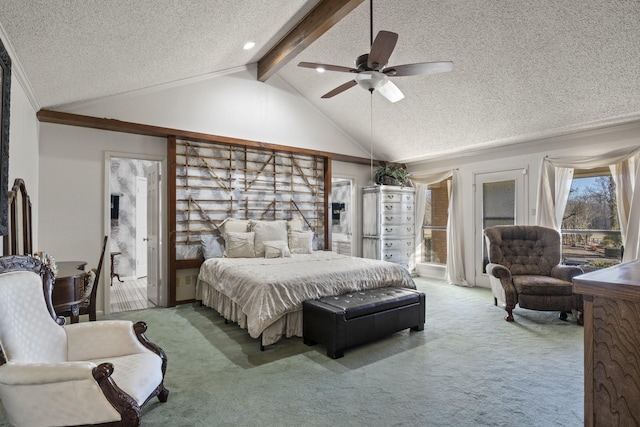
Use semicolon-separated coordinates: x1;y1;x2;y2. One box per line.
367;31;398;70
376;80;404;103
383;61;454;77
321;80;358;98
298;62;357;73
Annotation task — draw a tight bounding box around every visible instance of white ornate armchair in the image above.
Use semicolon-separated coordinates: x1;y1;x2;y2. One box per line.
0;255;168;426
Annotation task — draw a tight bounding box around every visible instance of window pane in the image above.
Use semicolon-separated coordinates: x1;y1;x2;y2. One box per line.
482;180;515;228
562;173;621;271
422;179;449;265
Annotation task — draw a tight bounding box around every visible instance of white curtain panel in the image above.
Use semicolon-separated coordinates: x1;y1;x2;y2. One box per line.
411;170;468;286
536;146;640;261
610;151;640;261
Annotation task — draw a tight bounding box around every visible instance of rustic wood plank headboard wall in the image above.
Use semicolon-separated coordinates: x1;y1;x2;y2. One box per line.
172;137;328;260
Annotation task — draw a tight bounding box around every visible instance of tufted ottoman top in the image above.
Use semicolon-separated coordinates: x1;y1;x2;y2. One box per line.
315;287;422;320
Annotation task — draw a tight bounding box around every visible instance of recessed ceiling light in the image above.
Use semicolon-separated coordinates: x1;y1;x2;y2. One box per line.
316;66;325;73
243;41;255;50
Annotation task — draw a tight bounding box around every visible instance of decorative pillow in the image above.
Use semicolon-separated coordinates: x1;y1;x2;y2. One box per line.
287;217;306;232
219;218;250;240
224;232;256;258
250;220;288;257
288;231;314;254
263;240;291;258
201;234;224;259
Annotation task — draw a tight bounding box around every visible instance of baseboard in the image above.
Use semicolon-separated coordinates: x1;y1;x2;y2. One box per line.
415;263;446;279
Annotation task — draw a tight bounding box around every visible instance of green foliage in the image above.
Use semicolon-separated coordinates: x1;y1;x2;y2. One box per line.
588;259;618;268
374;164;409;186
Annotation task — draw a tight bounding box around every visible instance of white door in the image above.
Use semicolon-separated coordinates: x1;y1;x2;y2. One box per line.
474;169;528;286
135;177;148;278
146;164;161;305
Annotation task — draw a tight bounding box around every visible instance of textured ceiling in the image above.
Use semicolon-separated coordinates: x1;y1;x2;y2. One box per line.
1;1;639;163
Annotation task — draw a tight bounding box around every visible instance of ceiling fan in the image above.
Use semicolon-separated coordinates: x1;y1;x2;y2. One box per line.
298;0;453;103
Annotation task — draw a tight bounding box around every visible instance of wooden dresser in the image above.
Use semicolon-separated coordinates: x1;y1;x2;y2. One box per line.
362;185;415;270
573;260;640;426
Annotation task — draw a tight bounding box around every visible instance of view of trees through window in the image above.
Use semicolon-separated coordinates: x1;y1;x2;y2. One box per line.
561;171;622;271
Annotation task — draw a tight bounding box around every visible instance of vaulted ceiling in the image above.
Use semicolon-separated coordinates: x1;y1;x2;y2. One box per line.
1;1;639;163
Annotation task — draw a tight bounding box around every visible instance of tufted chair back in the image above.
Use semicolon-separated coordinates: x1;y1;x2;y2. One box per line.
484;225;561;276
0;271;67;363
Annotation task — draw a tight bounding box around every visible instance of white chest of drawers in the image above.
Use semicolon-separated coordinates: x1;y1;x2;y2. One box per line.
362;185;416;270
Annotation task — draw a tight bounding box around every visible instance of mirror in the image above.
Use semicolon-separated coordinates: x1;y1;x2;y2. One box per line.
0;37;10;236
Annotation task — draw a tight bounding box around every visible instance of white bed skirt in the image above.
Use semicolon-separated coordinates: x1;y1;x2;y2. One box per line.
196;279;302;346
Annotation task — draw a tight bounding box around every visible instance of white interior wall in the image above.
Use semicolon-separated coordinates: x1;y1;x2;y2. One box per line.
38;123;166;313
408;120;640;286
38;124;166;261
61;66;369;159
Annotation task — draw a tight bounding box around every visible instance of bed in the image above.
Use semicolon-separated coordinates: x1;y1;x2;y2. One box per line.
196;251;416;347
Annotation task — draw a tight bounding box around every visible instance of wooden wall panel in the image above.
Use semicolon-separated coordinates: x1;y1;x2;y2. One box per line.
174;139;327;260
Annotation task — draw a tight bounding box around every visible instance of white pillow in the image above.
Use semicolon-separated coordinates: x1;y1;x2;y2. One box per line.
201;234;224;259
219;218;250;240
224;232;256;258
264;240;291;258
250;220;288;257
287;217;306;232
288;231;314;254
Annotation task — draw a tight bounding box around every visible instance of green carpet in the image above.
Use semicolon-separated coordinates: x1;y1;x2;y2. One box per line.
0;277;584;426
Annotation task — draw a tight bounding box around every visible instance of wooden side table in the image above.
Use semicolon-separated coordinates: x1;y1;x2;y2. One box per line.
110;252;124;285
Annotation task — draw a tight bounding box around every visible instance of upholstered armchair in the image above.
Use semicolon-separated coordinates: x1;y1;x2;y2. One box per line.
0;256;168;426
483;225;584;323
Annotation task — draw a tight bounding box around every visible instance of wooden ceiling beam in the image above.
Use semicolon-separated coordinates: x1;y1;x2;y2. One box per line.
257;0;364;82
36;108;377;165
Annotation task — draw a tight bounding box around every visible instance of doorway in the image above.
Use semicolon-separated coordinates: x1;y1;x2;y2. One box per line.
331;177;355;256
474;169;528;286
106;155;164;314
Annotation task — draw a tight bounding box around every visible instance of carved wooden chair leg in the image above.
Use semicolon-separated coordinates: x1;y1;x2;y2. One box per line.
504;305;515;322
576;311;584;326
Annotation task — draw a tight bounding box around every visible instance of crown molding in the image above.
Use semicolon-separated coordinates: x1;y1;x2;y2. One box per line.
0;22;41;111
401;112;640;166
53;65;251;112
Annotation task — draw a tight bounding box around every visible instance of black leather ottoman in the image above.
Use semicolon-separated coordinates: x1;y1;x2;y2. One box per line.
303;287;425;359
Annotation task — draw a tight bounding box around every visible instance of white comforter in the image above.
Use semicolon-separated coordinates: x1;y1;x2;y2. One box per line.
197;252;416;338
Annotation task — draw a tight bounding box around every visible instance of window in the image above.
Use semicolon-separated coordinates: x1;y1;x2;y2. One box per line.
422;178;450;264
561;167;621;270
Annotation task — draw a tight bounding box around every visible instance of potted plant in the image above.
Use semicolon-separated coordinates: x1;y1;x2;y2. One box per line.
374;163;409;186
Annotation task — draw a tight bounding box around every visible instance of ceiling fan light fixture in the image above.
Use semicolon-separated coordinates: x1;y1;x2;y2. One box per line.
355;71;387;91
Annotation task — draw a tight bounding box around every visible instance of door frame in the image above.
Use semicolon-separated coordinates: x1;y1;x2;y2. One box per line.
135;176;148;278
327;175;358;256
103;151;168;315
473;168;528;287
331;174;357;256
